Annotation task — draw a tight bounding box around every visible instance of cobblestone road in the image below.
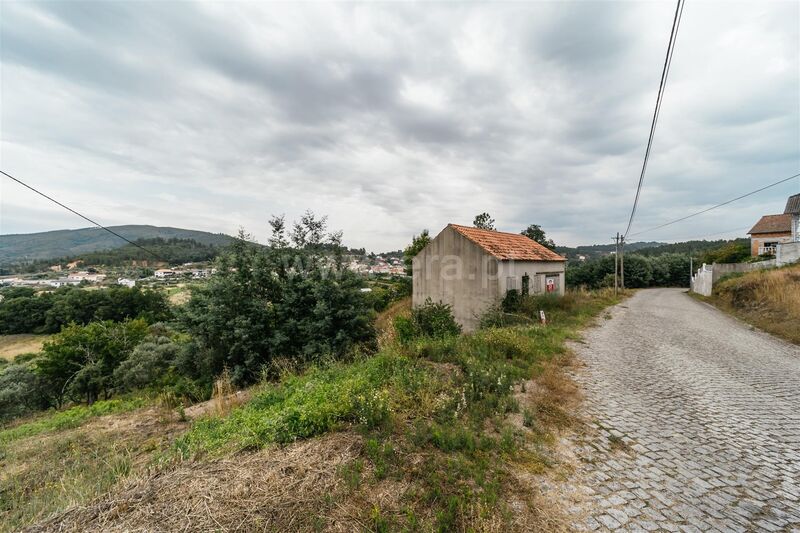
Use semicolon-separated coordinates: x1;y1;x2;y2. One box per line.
570;288;800;532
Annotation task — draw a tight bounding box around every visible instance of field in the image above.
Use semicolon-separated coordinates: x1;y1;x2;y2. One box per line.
2;289;628;532
0;334;49;360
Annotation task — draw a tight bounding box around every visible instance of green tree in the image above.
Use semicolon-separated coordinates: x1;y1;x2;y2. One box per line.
520;224;556;250
36;319;148;405
0;363;52;422
473;213;495;230
403;229;431;276
180;216;376;386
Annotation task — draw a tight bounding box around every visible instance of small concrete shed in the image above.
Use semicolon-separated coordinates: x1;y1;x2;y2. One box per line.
412;224;567;331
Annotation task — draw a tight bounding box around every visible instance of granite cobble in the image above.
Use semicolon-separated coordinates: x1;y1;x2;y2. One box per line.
570;288;800;532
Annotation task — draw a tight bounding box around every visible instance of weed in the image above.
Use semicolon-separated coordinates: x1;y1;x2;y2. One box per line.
339;459;363;491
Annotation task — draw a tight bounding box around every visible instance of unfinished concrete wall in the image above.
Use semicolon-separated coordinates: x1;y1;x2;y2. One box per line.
412;226;499;332
777;241;800;265
497;260;566;296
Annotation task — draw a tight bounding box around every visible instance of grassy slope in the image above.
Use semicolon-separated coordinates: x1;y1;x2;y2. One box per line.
8;289;626;532
0;334;50;361
694;264;800;344
0;399;164;531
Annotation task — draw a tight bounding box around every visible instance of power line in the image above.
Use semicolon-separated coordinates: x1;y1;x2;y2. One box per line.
624;0;685;239
1;169;162;260
666;225;752;242
628;171;800;237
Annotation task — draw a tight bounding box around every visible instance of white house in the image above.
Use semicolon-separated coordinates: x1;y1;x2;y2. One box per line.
154;269;176;279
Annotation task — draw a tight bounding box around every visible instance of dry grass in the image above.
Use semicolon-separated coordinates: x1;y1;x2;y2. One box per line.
2;406;190;532
0;334;49;360
375;296;411;347
704;264;800;343
27;432;365;533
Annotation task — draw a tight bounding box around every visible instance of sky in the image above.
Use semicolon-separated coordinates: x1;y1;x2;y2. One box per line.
1;1;798;251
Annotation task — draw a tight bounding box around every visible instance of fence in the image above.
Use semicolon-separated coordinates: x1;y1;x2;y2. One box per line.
690;241;799;296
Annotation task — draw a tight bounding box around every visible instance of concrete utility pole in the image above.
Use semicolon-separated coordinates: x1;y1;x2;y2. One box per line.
614;233;619;296
689;255;693;288
620;236;625;289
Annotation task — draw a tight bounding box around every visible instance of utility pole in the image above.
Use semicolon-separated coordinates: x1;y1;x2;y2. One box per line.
614;233;619;295
620;236;625;290
689;255;693;288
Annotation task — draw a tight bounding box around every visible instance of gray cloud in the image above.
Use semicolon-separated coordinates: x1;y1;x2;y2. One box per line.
1;1;798;250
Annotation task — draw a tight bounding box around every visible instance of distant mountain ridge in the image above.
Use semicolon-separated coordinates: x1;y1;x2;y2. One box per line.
0;225;234;263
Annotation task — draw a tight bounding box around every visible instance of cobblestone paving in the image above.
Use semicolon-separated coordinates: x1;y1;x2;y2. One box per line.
570;288;800;532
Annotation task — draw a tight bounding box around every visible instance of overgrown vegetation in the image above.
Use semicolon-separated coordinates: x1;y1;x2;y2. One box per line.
0;285;170;334
393;298;462;343
180;219;376;387
168;288;625;531
695;264;800;344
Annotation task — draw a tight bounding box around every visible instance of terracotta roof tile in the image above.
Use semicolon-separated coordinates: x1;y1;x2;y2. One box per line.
748;214;793;235
449;224;566;261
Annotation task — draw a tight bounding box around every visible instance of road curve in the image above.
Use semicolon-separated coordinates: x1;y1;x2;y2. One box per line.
570;288;800;532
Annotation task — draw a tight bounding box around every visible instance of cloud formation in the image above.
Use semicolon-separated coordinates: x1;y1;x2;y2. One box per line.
1;1;798;250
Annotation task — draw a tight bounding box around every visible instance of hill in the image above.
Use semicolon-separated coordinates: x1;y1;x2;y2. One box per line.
555;241;664;260
0;225;234;263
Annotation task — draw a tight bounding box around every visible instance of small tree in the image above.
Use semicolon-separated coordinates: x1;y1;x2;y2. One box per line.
521;224;556;250
36;319;148;405
473;213;495;230
403;229;431;275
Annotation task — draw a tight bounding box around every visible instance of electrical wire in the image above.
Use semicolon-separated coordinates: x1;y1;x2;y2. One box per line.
624;0;685;239
1;169;162;260
628;171;800;237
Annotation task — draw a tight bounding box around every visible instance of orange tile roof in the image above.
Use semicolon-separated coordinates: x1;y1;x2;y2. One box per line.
449;224;566;261
748;214;793;235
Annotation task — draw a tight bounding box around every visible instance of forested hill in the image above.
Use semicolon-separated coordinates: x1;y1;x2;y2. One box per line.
555;241;664;260
0;225;234;263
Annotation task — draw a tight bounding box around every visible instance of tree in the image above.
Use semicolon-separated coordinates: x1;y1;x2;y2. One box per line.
403;229;431;275
0;363;52;422
180;215;376;386
473;213;495;230
521;224;556;250
268;214;289;248
36;319;148;405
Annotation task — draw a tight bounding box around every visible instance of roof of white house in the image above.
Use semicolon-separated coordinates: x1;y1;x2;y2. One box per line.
448;224;566;262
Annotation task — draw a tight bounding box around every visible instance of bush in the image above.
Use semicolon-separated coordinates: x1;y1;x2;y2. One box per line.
0;363;52;423
113;335;187;393
394;299;461;343
36;319;149;406
180;226;377;387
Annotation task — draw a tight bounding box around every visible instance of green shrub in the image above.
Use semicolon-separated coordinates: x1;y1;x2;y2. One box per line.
394;299;461;343
0;363;51;423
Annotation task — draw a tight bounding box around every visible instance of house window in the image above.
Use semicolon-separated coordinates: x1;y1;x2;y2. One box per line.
522;273;530;295
506;277;516;291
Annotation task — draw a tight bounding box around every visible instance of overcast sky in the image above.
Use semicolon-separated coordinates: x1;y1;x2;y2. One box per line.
1;1;798;251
